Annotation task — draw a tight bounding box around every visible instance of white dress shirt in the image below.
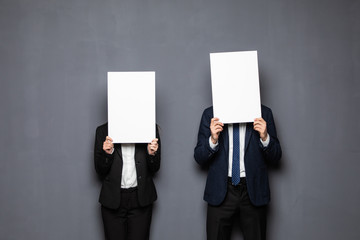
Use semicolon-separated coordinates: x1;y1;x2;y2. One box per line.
120;144;137;188
209;123;270;178
227;123;247;177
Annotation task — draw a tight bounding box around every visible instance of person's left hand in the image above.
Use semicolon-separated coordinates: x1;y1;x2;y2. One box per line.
253;118;268;141
103;136;114;154
147;138;159;156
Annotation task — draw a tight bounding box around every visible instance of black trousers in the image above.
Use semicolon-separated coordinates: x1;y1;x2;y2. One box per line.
101;187;153;240
207;178;267;240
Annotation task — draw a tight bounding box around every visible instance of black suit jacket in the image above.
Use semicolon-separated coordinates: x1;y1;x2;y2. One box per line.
94;123;161;209
194;105;282;206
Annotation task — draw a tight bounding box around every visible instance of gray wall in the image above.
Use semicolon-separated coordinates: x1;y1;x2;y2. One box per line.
1;0;359;239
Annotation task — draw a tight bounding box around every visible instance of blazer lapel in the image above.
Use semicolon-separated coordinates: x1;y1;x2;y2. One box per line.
222;124;229;165
134;143;140;161
114;144;123;160
244;123;253;153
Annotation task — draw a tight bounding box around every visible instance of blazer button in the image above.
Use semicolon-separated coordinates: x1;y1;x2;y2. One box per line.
138;176;142;179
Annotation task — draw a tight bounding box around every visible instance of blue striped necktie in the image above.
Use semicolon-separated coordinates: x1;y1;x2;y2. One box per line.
232;123;240;185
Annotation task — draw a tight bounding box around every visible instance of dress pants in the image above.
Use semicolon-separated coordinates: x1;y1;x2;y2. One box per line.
207;178;267;240
101;187;153;240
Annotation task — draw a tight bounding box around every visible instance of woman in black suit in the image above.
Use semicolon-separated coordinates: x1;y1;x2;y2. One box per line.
94;123;161;240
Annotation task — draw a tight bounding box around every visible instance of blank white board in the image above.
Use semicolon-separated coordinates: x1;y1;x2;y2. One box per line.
107;72;155;143
210;51;261;123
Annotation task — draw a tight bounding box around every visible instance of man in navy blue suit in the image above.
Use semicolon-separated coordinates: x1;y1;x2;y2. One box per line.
194;105;282;240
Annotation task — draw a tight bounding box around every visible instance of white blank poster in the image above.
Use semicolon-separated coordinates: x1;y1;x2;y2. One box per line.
107;72;155;143
210;51;261;123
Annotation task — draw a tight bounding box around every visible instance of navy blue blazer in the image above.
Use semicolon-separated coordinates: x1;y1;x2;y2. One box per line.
194;105;282;206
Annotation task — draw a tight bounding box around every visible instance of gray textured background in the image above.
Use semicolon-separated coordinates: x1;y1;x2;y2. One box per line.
1;0;359;239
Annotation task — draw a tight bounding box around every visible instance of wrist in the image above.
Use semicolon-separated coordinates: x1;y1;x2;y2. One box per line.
260;133;268;141
211;136;218;144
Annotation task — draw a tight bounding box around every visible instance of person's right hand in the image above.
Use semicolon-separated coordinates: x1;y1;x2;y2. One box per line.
103;136;114;154
210;117;224;144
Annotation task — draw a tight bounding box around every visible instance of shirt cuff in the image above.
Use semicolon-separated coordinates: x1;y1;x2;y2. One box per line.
260;134;270;147
110;148;115;154
209;136;219;150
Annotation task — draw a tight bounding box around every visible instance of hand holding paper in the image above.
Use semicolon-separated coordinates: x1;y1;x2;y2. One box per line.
253;118;268;141
147;138;159;156
210;117;224;144
103;136;114;154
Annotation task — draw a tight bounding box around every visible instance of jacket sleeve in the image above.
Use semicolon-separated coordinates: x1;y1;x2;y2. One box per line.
146;125;161;173
94;126;114;178
260;108;282;165
194;109;219;167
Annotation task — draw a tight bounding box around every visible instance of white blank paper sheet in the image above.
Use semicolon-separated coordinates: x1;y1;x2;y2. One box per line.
108;72;155;143
210;51;261;123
